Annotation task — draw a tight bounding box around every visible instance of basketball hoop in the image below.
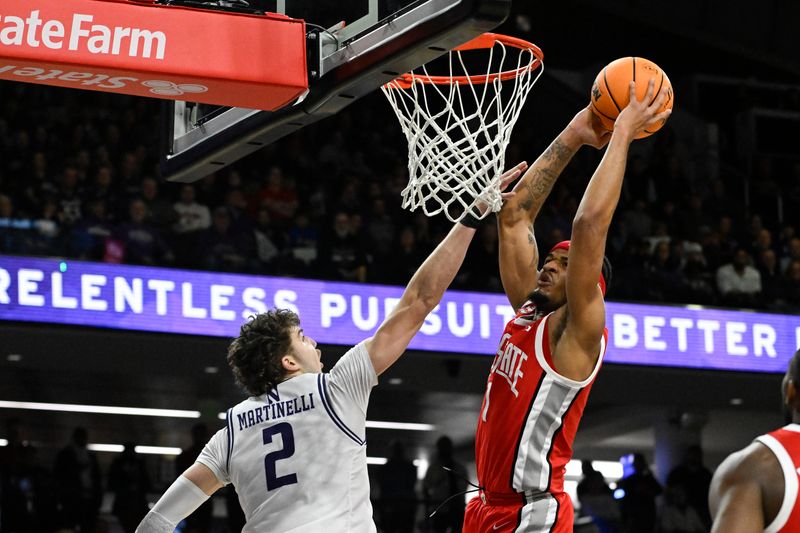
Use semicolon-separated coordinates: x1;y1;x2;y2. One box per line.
382;33;543;222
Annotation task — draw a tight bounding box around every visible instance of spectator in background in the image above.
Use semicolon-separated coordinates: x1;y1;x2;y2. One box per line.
32;196;63;255
69;197;112;260
377;441;418;533
89;165;121;220
224;188;253;235
780;237;800;273
666;445;713;528
54;427;102;533
716;248;761;307
618;453;662;533
681;242;714;304
114;198;174;266
259;166;298;226
577;460;621;533
716;215;738;260
784;260;800;309
173;184;211;235
644;221;671;255
647;241;682;302
656;482;706;533
1;441;56;532
20;151;57;215
108;443;151;532
286;210;318;273
758;248;784;307
252;207;281;272
423;436;467;533
751;228;774;258
320;211;367;282
176;424;213;533
56;166;84;227
199;207;255;272
0;194;30;254
367;197;396;271
141;176;177;232
388;226;424;284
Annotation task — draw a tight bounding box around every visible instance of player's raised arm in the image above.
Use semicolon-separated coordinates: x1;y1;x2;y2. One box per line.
498;108;609;310
365;164;525;376
564;80;671;355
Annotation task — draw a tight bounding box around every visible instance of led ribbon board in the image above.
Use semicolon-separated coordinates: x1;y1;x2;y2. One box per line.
0;256;796;373
0;0;307;110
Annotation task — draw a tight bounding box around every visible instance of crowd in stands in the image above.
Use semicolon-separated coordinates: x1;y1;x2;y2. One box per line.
2;82;800;312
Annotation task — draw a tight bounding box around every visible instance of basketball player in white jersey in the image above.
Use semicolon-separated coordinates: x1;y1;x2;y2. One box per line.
465;80;671;532
709;349;800;532
135;163;527;533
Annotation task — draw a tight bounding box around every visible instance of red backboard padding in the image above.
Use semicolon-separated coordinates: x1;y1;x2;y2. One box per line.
0;0;308;110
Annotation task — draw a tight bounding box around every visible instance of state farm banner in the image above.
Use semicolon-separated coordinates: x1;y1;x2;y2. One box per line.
0;0;307;110
0;255;797;373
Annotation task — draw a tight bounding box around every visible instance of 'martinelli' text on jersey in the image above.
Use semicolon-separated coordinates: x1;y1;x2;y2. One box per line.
756;424;800;533
475;303;607;496
197;342;378;532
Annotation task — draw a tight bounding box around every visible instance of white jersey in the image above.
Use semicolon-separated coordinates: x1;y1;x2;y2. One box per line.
197;341;378;532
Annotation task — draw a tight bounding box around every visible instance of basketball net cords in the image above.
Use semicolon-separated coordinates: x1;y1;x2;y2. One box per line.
382;42;543;222
427;465;484;519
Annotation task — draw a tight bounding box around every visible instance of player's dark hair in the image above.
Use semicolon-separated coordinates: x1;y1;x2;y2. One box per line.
602;256;613;291
227;309;300;397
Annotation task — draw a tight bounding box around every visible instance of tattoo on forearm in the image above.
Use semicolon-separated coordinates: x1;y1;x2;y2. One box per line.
518;138;575;212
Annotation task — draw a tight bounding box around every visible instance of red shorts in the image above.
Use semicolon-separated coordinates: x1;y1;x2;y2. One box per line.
463;491;573;533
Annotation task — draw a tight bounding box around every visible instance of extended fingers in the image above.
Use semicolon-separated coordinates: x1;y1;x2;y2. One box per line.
650;86;670;111
500;191;516;201
650;108;672;125
629;78;656;107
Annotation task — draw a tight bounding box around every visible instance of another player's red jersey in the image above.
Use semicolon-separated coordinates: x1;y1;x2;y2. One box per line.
472;301;606;529
756;424;800;533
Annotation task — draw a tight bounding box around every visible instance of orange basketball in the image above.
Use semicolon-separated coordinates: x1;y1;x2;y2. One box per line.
590;57;674;139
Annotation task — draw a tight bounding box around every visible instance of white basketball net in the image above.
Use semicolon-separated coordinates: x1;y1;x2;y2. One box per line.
381;36;543;222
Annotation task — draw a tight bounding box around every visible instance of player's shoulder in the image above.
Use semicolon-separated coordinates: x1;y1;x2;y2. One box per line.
713;440;780;489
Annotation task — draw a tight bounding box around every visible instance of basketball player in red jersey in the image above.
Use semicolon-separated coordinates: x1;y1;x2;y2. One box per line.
709;350;800;532
463;79;671;532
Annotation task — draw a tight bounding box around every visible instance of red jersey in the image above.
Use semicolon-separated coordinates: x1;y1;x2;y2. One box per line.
473;302;606;527
756;424;800;533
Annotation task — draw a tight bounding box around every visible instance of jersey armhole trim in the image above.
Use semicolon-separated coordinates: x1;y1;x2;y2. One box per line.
756;434;797;533
317;374;365;446
534;315;606;388
225;407;234;472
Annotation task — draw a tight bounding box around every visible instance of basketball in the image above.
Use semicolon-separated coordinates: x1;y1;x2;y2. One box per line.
590;57;674;138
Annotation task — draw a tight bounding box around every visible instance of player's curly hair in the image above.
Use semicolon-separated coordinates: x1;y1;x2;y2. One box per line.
227;309;300;397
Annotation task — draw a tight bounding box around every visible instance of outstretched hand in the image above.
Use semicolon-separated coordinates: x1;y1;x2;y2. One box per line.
615;78;672;141
471;161;528;217
499;161;529;199
567;107;612;149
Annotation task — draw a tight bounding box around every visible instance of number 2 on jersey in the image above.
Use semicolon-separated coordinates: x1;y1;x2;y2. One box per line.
263;423;298;490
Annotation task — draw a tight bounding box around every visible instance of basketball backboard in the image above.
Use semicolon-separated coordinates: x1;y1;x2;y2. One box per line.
160;0;512;182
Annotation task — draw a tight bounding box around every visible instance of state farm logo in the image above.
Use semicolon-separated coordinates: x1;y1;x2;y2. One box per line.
0;65;211;100
0;10;167;60
142;80;207;96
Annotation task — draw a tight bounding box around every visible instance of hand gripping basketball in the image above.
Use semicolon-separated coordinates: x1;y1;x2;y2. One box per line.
614;79;672;141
